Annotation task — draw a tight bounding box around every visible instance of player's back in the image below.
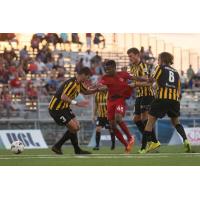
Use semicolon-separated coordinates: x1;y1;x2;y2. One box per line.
153;64;180;101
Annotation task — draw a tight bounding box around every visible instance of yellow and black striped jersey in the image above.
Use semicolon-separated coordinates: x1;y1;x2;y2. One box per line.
130;62;154;97
49;77;88;110
95;91;108;118
152;64;181;101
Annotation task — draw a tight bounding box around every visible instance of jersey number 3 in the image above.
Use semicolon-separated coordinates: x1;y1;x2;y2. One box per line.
169;71;175;83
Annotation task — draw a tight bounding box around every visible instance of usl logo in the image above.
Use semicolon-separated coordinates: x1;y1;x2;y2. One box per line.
6;132;40;147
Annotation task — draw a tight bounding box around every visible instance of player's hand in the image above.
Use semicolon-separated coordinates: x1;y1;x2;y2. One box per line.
76;100;89;107
128;83;136;88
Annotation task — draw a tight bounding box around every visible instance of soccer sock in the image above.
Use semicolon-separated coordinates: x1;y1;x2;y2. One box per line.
95;131;101;147
54;130;70;148
135;120;145;135
175;124;187;141
109;130;115;146
118;121;132;140
113;127;128;147
141;130;152;150
69;132;80;151
143;120;158;143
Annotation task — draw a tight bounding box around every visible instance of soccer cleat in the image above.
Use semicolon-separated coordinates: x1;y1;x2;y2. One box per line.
138;149;146;154
75;149;92;154
51;146;63;155
184;139;191;153
93;146;100;150
146;141;161;153
125;136;135;153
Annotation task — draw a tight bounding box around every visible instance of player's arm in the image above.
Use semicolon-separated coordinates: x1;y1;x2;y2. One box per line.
128;81;152;88
61;83;88;107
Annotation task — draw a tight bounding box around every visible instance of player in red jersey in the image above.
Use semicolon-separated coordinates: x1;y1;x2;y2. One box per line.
98;60;137;153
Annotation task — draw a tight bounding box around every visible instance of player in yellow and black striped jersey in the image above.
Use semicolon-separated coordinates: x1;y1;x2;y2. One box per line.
93;91;115;150
49;67;99;155
141;52;191;153
127;48;159;151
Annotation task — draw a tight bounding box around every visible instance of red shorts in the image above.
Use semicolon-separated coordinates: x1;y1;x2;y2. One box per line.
107;98;126;121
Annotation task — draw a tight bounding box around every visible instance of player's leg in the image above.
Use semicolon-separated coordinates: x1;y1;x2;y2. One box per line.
170;117;191;152
93;124;102;150
141;114;157;153
107;101;128;149
109;119;128;148
105;118;115;150
67;118;91;154
134;98;145;134
141;97;158;144
168;100;191;152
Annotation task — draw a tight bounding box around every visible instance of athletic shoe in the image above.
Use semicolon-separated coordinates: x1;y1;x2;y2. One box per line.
51;145;63;155
138;149;146;154
146;141;161;153
184;139;191;153
93;146;100;150
75;149;92;154
126;136;135;153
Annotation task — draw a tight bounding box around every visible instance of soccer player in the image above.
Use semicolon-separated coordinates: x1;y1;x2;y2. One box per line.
98;60;135;153
127;48;160;153
140;52;191;153
49;67;98;155
93;90;115;150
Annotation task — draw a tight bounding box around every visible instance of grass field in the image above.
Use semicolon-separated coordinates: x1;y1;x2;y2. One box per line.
0;145;200;166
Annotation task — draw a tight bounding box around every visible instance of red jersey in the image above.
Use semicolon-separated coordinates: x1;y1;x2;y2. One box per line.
100;71;133;100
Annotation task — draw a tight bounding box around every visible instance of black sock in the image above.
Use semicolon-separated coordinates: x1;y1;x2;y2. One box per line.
54;130;70;148
110;130;115;146
69;132;80;152
151;128;158;143
95;131;101;147
175;124;187;141
135;120;145;134
141;130;152;150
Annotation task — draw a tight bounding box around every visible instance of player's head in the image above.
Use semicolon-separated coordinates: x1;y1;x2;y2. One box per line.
158;52;174;65
105;60;116;76
127;48;140;64
77;67;92;82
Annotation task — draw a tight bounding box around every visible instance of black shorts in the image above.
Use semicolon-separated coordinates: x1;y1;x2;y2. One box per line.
96;117;110;129
49;108;76;126
134;96;154;115
149;99;180;118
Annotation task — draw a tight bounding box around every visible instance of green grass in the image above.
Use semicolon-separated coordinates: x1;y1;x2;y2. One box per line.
0;145;200;166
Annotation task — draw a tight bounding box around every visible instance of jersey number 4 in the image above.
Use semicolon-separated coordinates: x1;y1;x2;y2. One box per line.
169;71;175;83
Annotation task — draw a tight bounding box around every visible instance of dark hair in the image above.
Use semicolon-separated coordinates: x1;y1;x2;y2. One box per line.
127;47;140;55
105;60;116;68
159;52;174;65
78;67;92;76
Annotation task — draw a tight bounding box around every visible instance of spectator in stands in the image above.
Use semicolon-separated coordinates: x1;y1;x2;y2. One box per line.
140;46;145;62
46;33;60;46
91;51;102;66
45;74;59;95
83;49;95;68
31;35;40;51
26;81;38;100
86;33;92;49
93;33;105;48
9;71;24;95
46;57;55;70
0;59;9;84
60;33;70;44
75;58;84;73
28;59;38;74
34;57;48;73
146;46;153;57
180;70;187;91
187;64;195;89
19;46;29;60
71;33;83;51
57;53;65;68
